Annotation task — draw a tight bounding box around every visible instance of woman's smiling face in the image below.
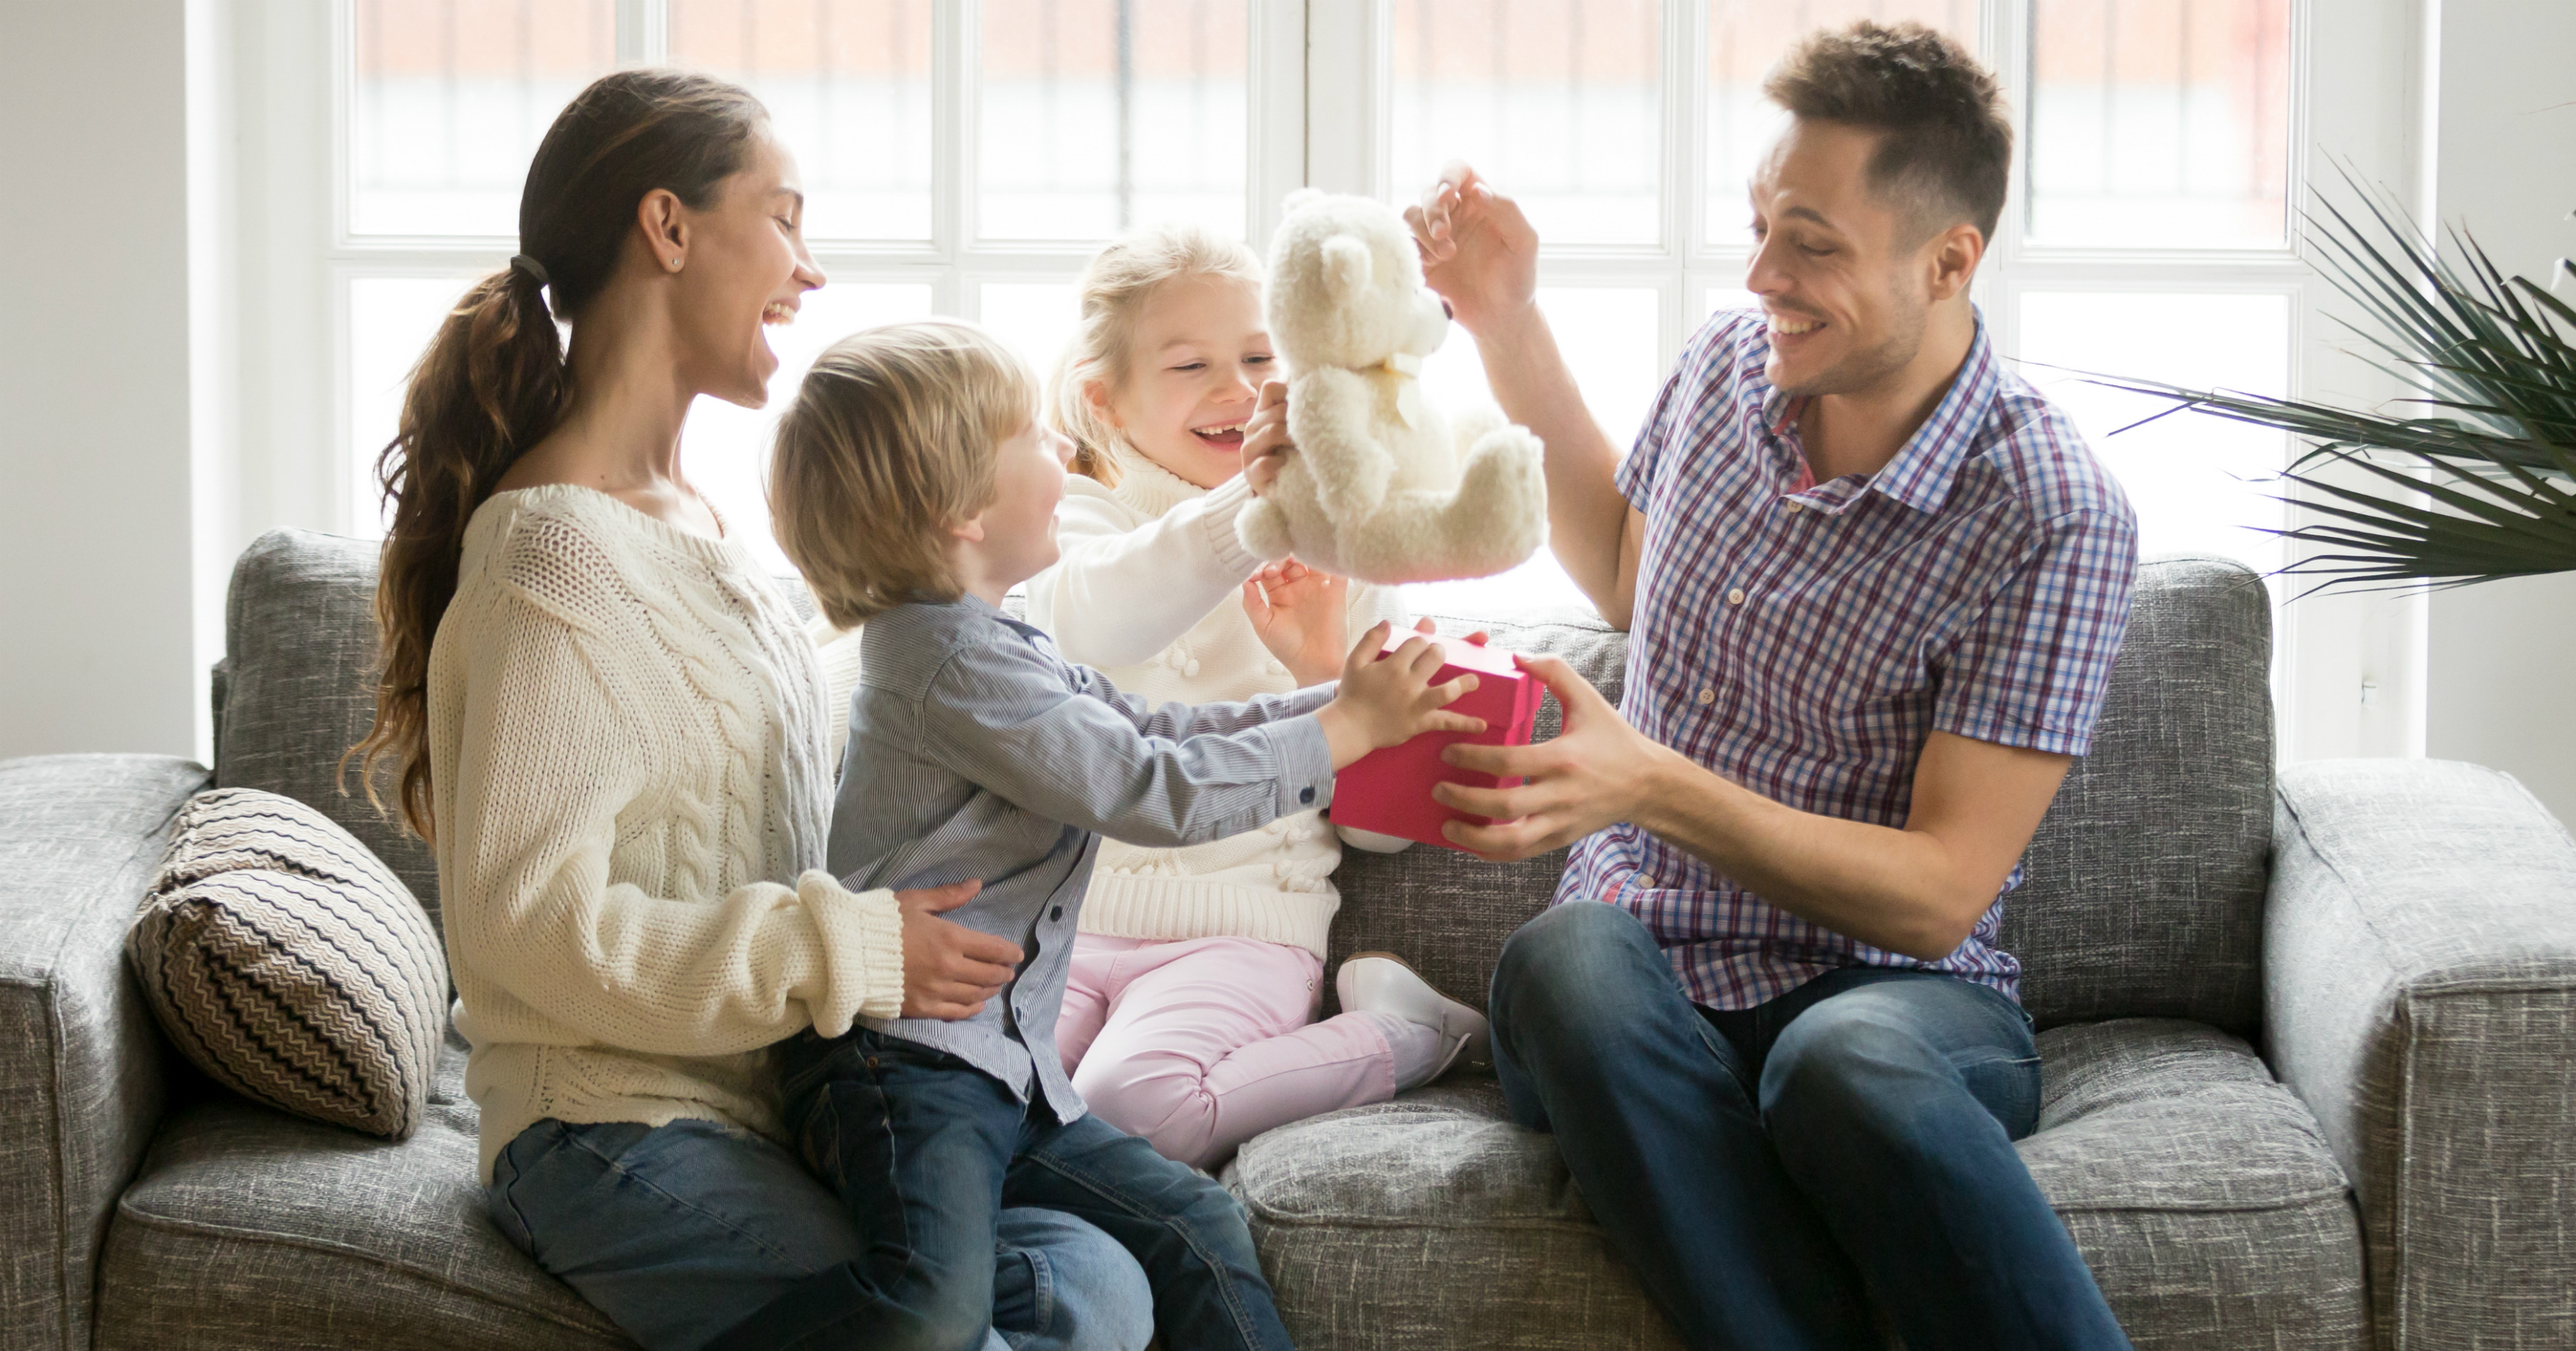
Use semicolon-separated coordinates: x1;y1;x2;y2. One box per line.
669;129;826;409
1094;273;1274;489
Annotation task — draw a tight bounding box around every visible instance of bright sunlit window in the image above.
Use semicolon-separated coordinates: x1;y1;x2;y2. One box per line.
337;0;2304;623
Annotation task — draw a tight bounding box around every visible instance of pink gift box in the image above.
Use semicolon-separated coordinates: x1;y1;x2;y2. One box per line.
1329;632;1543;851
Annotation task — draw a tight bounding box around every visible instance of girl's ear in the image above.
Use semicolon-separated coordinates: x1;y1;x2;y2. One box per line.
1081;375;1122;430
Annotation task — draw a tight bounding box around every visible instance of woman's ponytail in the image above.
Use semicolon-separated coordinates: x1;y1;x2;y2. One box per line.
345;260;567;839
345;69;769;841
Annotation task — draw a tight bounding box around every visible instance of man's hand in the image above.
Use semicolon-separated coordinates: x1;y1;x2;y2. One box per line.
1433;654;1682;861
895;879;1021;1020
1404;163;1540;335
1241;381;1291;497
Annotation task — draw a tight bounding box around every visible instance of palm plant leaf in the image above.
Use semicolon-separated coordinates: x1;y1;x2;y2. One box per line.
2080;172;2576;589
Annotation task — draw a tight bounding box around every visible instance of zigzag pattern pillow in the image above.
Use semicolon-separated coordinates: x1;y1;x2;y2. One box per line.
129;787;448;1138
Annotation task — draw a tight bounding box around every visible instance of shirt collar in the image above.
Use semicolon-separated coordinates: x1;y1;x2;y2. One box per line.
1757;309;2001;517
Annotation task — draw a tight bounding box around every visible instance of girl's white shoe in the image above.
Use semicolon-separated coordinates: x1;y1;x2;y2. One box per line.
1336;952;1490;1089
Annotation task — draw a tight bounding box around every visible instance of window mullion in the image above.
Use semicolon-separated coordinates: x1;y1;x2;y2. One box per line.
939;0;969;270
616;0;667;65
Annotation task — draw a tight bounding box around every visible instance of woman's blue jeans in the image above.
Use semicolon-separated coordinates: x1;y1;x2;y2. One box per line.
1488;901;2133;1351
486;1115;1155;1351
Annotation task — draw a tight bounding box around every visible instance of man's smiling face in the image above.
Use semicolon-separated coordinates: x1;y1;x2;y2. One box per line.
1744;117;1946;400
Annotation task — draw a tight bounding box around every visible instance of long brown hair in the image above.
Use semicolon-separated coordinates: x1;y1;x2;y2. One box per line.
346;69;769;840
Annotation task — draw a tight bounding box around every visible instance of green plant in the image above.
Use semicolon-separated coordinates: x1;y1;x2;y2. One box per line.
2088;182;2576;590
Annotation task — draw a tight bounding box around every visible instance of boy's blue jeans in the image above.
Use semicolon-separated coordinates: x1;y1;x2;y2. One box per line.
1489;901;2133;1351
751;1026;1296;1351
486;1116;1152;1351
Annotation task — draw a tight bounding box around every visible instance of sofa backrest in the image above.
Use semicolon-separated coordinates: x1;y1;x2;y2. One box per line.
219;532;2271;1036
1329;555;2275;1039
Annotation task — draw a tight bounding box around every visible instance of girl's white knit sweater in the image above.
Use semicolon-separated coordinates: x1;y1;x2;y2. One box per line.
1025;450;1407;960
428;485;905;1183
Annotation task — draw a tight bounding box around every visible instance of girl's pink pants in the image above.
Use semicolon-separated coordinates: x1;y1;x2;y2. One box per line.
1057;933;1398;1168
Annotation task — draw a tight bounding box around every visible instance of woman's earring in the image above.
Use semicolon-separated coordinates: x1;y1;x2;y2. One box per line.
669;256;682;271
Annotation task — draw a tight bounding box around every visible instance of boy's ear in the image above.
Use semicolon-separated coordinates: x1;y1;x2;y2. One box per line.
946;511;988;545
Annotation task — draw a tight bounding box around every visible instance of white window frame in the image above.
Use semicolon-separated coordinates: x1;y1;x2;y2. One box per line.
221;0;2425;764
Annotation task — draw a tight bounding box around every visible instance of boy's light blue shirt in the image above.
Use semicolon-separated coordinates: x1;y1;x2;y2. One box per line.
828;594;1337;1123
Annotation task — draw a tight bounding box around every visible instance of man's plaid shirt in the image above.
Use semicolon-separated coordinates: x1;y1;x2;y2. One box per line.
1555;309;2140;1009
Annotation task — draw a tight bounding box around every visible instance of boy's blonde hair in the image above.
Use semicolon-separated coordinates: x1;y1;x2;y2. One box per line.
770;319;1040;629
1048;223;1263;488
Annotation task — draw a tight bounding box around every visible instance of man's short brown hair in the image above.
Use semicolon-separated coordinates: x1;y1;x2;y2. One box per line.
1764;20;2014;245
769;319;1039;629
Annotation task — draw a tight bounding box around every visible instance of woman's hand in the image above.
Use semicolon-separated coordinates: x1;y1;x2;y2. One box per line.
1241;381;1291;497
1314;622;1487;768
1242;561;1350;686
1404;163;1540;336
894;880;1021;1020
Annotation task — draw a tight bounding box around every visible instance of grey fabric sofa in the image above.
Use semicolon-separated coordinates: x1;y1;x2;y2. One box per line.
4;528;2571;1350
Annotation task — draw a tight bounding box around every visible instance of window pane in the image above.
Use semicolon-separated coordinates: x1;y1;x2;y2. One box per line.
683;283;937;570
2015;290;2289;573
979;281;1086;386
1705;1;1978;244
350;0;617;237
1407;287;1662;617
2027;0;2291;247
350;273;491;535
1391;0;1661;247
670;0;935;241
978;0;1248;242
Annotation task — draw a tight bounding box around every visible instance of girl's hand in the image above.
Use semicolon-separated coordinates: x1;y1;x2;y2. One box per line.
1314;622;1487;769
894;880;1021;1019
1242;381;1292;496
1243;561;1350;685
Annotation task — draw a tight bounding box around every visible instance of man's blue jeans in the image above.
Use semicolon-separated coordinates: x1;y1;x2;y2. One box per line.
1489;901;2132;1351
745;1026;1296;1351
487;1116;1154;1351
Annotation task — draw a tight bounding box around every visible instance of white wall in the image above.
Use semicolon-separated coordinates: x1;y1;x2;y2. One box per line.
0;1;201;761
2421;0;2576;823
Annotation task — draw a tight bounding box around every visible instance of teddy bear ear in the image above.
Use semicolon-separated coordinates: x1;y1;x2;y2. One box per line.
1321;234;1374;299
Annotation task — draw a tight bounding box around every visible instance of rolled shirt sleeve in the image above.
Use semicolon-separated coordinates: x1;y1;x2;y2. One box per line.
1932;505;2141;757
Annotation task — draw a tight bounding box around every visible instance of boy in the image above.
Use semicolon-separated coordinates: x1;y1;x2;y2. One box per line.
754;319;1483;1351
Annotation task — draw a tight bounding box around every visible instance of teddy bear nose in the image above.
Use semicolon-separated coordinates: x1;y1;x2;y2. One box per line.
1440;296;1453;320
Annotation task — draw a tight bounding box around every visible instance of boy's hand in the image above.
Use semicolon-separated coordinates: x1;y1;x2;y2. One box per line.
894;880;1021;1020
1316;621;1487;769
1243;561;1350;685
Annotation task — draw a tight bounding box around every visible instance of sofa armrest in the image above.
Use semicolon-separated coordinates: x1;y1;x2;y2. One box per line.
2267;758;2576;1350
0;754;208;1351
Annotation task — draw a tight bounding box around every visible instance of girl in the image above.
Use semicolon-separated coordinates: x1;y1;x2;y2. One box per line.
352;70;1150;1351
1029;224;1489;1169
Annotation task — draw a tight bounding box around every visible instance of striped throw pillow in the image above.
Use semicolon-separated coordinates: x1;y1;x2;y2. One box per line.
129;787;448;1139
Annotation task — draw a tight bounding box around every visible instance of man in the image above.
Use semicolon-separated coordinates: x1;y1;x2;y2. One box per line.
1250;20;2137;1351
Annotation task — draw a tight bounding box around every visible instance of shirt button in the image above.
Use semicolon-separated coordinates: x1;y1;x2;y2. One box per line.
1050;905;1063;921
1696;688;1715;706
1726;587;1747;606
1185;659;1201;677
1784;500;1803;514
1299;787;1316;805
1638;875;1658;889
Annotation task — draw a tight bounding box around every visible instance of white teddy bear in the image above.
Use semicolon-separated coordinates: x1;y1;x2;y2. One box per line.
1237;189;1548;585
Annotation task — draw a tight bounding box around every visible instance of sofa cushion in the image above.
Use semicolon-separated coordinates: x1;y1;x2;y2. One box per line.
93;1032;632;1351
1323;608;1628;1016
1225;1018;2362;1350
129;787;448;1138
2004;556;2275;1037
217;531;443;926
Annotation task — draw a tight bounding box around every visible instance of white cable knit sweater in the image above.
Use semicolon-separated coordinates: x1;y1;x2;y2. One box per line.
428;485;904;1183
1025;450;1407;960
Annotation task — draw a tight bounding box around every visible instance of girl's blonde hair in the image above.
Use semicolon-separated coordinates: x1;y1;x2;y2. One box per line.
1048;223;1263;488
770;319;1041;629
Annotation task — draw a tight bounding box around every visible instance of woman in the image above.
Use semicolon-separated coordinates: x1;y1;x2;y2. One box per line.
351;70;1152;1351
